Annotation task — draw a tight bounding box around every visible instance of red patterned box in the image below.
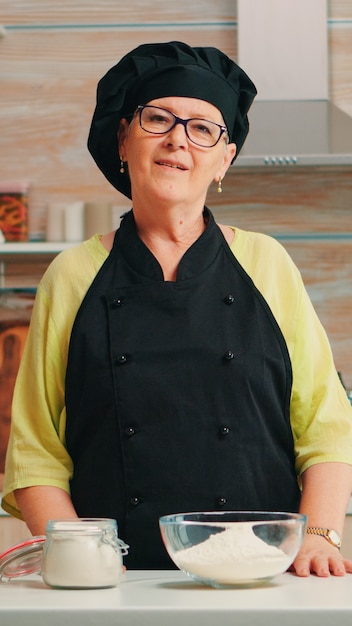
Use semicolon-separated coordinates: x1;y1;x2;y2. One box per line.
0;182;29;242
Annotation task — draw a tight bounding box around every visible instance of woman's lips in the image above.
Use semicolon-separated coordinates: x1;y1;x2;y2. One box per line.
156;160;187;171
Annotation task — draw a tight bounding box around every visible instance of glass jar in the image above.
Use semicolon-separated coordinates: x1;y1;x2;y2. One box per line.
41;518;129;589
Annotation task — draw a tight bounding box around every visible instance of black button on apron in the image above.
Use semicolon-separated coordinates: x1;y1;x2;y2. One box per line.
112;297;124;308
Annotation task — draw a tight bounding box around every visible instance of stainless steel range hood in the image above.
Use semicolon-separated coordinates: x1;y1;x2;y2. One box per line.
236;0;352;167
237;100;352;167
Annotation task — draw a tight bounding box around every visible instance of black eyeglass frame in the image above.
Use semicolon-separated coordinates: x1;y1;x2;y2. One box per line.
135;104;228;148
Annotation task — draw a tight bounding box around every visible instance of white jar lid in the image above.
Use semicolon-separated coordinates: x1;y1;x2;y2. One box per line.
0;536;46;581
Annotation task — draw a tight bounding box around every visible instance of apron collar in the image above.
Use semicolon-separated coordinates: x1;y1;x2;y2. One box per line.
113;207;224;281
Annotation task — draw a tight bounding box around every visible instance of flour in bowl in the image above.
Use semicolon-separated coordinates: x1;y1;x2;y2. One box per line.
174;523;292;584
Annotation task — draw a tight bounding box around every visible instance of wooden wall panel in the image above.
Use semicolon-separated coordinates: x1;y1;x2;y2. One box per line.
1;0;236;25
1;2;351;231
283;239;352;387
208;167;352;233
330;0;352;19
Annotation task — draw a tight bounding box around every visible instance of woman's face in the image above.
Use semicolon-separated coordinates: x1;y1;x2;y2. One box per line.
118;96;236;206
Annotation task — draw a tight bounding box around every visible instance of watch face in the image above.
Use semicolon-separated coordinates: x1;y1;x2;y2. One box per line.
327;529;341;547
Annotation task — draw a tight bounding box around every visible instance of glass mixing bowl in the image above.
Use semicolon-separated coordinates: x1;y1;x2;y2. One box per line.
159;511;306;588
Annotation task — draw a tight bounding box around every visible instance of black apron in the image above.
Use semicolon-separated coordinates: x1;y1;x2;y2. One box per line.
65;208;300;569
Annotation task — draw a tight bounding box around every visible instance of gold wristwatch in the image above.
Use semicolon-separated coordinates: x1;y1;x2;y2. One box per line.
306;527;341;548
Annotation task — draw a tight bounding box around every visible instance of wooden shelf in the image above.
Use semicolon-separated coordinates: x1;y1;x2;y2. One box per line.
0;243;76;289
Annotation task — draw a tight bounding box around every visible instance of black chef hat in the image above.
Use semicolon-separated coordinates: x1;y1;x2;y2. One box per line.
88;41;257;198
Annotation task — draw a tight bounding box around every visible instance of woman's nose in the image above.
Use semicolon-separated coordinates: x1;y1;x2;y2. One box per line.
164;121;188;146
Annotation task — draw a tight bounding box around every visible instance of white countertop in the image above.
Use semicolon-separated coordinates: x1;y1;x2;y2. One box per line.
1;570;352;626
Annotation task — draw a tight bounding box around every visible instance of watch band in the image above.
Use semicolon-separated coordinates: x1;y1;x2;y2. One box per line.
306;526;341;548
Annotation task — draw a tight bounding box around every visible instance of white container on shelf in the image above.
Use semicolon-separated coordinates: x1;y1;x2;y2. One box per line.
63;201;84;242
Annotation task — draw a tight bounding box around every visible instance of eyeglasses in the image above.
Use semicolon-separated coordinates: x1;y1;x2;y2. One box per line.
136;104;228;148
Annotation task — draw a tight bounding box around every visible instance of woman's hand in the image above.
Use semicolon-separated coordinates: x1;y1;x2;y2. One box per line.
290;534;352;577
295;462;352;576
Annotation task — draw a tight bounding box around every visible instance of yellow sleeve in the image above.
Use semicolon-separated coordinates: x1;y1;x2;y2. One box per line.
232;227;352;478
289;282;352;475
2;236;107;519
2;282;72;518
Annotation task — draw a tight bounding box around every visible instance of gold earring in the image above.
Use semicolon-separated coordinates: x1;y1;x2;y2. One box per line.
120;158;125;174
217;177;223;194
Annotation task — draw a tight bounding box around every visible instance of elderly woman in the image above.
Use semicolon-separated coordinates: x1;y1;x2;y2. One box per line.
3;41;352;575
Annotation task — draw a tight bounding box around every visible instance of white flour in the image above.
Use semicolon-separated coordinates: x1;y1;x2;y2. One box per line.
41;534;122;589
174;523;292;584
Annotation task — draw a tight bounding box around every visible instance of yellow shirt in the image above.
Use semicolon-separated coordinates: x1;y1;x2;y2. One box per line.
3;227;352;518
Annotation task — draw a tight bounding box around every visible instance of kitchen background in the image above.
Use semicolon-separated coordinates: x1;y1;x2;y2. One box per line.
0;0;352;549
